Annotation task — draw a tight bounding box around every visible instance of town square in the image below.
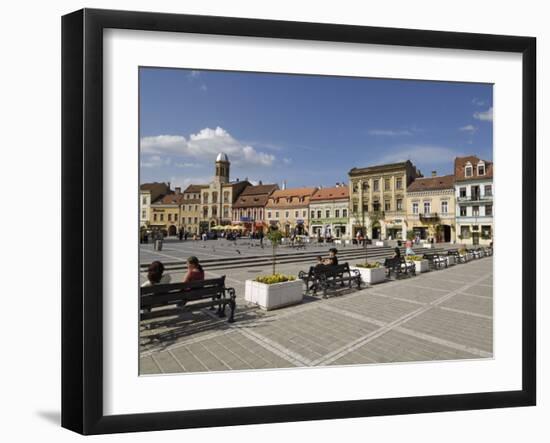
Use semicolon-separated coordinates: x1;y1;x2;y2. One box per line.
138;68;494;374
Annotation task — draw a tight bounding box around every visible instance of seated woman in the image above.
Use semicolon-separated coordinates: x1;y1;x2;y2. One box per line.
324;248;339;266
141;261;171;287
183;256;205;283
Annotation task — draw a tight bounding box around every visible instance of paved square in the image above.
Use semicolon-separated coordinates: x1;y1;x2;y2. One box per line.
140;242;493;374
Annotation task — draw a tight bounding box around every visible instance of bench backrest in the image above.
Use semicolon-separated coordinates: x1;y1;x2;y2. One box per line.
140;276;226;308
312;262;350;277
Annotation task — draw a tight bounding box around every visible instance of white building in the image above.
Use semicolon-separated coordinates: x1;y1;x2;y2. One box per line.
139;182;170;228
454;156;494;246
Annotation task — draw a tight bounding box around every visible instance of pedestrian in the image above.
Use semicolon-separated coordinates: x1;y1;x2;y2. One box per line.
325;247;339;266
178;229;183;241
183;256;205;283
405;238;414;256
141;261;171;287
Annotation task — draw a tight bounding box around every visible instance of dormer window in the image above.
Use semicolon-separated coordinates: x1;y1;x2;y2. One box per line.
477;161;486;176
464;162;473;178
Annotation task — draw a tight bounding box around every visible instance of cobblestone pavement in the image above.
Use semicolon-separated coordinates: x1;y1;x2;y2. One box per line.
140;256;493;374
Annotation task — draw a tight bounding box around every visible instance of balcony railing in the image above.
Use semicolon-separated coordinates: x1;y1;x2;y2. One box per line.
457;194;492;202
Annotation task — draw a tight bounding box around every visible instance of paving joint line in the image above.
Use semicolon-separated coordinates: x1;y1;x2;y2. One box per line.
312;273;490;366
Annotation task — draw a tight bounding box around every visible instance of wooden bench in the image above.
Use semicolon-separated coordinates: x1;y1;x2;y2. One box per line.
384;256;415;278
299;262;361;298
423;252;448;270
140;276;236;323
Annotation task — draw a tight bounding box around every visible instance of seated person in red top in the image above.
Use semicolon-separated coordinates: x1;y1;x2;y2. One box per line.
183;256;205;283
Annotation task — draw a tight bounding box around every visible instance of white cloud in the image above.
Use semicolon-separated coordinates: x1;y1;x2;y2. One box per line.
459;124;477;134
472;98;486;106
140;155;171;168
376;145;463;165
473;107;493;122
141;126;276;166
368;129;413;136
189;70;200;78
283;157;292;164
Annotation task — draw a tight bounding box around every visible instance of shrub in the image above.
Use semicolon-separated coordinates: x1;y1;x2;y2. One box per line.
254;274;296;284
356;262;381;269
406;255;424;261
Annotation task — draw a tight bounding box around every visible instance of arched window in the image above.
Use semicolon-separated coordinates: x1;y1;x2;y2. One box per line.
464;162;473;178
477;161;486;176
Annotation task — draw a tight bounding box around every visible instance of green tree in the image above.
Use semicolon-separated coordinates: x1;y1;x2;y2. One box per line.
266;227;284;275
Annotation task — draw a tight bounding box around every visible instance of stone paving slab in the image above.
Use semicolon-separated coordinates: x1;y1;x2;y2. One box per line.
329;328;480;366
439;293;493;317
140;256;494;374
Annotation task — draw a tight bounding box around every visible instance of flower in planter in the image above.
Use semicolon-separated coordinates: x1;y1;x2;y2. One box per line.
406;255;424;261
356;262;381;269
254;274;296;284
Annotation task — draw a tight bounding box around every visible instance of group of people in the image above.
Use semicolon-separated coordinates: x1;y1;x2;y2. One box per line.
315;247;339;268
141;256;205;287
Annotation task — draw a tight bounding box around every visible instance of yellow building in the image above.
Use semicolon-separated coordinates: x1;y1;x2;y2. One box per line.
149;191;185;236
181;184;207;235
348;161;420;240
199;153;250;232
406;174;456;243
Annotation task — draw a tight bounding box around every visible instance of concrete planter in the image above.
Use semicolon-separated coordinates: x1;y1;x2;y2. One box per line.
408;259;429;273
245;279;304;311
350;266;386;284
446;255;456;266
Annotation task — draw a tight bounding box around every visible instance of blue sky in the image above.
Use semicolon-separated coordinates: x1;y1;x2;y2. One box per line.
139;68;493;189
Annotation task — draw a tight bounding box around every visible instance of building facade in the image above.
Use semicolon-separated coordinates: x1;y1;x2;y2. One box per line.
231;182;279;233
149;189;185;236
406;174;456;243
309;185;350;239
139;182;170;228
454;156;494;245
265;187;318;236
199;153;250;232
348;161;421;240
181;184;207;235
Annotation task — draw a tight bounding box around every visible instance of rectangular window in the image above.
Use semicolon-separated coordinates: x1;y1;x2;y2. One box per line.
373;179;379;192
342;209;348;218
303;210;306;217
481;225;492;239
295;211;299;218
317;210;322;219
352;204;358;213
275;211;279;218
485;185;492;196
352;182;358;193
465;166;473;177
168;213;172;221
396;198;403;211
194;217;198;224
384;178;390;191
335;209;340;218
326;210;330;218
268;211;272;219
459;187;467;198
478;164;485;175
460;206;467;216
396;178;402;189
423;202;430;214
153;213;157;221
142;196;147;205
160;214;164;221
441;201;448;214
384;200;390;211
412;203;418;214
485;204;493;216
472;205;480;217
311;211;315;219
188;217;192;224
285;211;289;218
141;210;146;219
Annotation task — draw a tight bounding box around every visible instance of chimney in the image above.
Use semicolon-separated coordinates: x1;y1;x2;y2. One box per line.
175;187;181;194
431;170;437;177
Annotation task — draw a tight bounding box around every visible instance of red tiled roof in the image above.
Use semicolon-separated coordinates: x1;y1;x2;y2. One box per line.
310;186;349;201
232;184;279;208
407;175;455;192
454;156;493;181
266;187;317;208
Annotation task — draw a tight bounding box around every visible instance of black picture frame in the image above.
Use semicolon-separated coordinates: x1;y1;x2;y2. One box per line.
61;8;536;435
